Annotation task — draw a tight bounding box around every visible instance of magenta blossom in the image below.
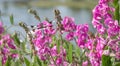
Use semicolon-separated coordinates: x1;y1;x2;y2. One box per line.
62;16;76;32
65;32;74;41
75;24;89;48
0;34;18;64
82;61;88;66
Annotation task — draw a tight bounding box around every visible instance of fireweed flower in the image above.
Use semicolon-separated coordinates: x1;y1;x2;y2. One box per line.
62;16;76;32
104;18;118;27
92;0;115;35
49;46;67;66
0;22;18;64
65;32;74;41
116;52;120;59
85;39;93;50
33;21;55;60
34;21;56;48
108;39;120;57
75;24;89;48
62;16;76;41
92;19;106;34
86;36;106;66
82;61;88;66
88;0;120;66
50;45;58;57
33;21;68;65
0;34;18;64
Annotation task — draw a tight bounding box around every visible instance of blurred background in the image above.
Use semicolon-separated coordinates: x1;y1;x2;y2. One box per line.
0;0;98;33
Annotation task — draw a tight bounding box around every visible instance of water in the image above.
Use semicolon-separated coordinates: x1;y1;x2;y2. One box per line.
0;2;95;34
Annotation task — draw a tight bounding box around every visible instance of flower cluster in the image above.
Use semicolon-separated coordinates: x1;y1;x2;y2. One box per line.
92;0;115;35
62;16;89;49
75;24;89;48
61;16;76;41
33;21;68;66
32;0;119;66
0;22;18;64
85;0;120;66
33;21;55;60
0;0;119;65
50;46;68;66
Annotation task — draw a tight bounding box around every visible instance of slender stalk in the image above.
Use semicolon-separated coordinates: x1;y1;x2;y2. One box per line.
28;9;41;22
54;9;64;66
113;0;119;23
19;22;36;56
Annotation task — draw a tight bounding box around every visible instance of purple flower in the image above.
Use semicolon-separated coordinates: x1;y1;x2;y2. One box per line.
62;16;76;32
93;3;109;18
107;25;120;36
56;57;62;65
2;34;11;41
11;54;18;58
104;18;118;27
86;40;93;50
37;21;52;28
76;24;89;35
0;39;4;46
77;39;86;48
59;46;66;57
7;39;16;49
44;27;56;35
92;19;105;34
82;61;88;66
108;39;119;52
2;46;10;55
66;32;74;41
0;34;18;65
75;24;89;48
96;37;106;50
2;56;7;64
88;51;101;66
51;45;58;57
38;47;50;60
116;52;120;59
93;12;102;20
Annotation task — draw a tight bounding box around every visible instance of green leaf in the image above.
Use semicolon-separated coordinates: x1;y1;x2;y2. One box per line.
114;4;119;22
102;55;112;66
113;0;118;6
13;33;21;47
57;39;60;53
0;59;2;66
10;49;19;54
36;56;42;66
113;0;119;22
43;61;47;66
115;62;120;66
31;56;37;66
24;57;31;66
68;44;73;63
14;60;22;66
21;38;27;51
75;46;80;56
5;57;12;66
10;14;14;25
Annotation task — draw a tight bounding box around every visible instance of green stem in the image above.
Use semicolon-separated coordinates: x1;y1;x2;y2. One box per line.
19;22;36;57
54;9;64;66
113;0;119;23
